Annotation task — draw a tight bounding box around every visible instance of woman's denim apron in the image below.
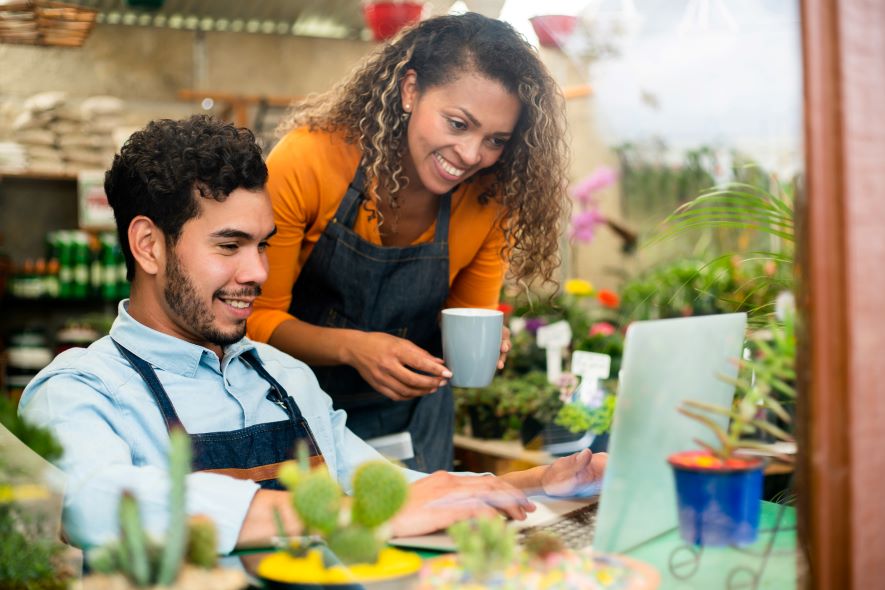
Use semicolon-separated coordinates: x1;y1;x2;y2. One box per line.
112;340;325;489
288;166;453;472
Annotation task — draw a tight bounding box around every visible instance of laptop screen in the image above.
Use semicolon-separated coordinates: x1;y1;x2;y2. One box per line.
592;312;747;553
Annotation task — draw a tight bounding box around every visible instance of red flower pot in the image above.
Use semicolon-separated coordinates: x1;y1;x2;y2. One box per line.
529;14;579;49
363;1;424;41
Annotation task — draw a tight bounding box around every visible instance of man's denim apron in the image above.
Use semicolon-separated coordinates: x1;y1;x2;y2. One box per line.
112;340;325;489
288;167;453;472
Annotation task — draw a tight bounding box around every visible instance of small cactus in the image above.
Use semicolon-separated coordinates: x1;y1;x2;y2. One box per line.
522;531;565;560
118;492;151;586
292;469;342;535
186;515;218;569
350;461;408;529
448;516;517;581
276;460;302;490
326;526;382;566
157;429;190;586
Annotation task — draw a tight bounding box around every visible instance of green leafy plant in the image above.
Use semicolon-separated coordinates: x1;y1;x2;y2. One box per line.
86;429;220;586
0;401;69;590
555;392;616;435
277;453;408;566
454;372;563;440
678;313;796;462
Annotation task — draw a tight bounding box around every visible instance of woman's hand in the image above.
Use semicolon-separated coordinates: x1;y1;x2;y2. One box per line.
344;332;452;401
497;325;511;370
541;449;608;497
390;471;536;537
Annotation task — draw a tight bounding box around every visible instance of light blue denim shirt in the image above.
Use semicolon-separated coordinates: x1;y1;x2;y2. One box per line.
19;301;425;554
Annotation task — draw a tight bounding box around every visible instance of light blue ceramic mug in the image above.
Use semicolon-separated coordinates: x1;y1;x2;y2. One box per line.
441;308;504;388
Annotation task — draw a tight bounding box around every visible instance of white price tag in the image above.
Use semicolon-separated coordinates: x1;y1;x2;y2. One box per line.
571;351;611;380
536;320;572;348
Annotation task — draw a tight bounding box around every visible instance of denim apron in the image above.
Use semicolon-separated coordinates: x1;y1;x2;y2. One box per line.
289;166;453;472
112;340;325;490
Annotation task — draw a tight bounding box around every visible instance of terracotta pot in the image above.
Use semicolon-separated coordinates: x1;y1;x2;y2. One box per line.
529;15;579;49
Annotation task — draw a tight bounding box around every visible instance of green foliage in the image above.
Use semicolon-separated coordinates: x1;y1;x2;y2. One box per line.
448;516;517;581
279;458;408;566
351;461;408;529
454;372;563;440
555;393;616;435
0;396;63;464
678;313;797;461
0;504;65;589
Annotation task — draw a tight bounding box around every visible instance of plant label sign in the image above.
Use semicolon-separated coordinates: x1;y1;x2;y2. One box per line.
571;351;611;380
537;320;572;384
571;351;611;407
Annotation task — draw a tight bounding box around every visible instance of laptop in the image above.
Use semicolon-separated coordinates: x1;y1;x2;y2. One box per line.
390;312;748;553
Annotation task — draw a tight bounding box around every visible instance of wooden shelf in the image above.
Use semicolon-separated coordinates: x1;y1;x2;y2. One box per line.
454;434;554;475
0;170;78;182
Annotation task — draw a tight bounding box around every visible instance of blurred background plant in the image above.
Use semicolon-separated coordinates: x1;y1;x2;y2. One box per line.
1;396;70;590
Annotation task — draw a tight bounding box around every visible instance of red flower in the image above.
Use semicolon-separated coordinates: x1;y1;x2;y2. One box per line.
589;322;616;337
497;303;514;314
597;289;620;308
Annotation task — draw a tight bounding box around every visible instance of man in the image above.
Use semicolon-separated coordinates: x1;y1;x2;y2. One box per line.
18;116;606;554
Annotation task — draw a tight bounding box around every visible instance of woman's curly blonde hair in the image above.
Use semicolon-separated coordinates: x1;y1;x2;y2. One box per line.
278;12;569;288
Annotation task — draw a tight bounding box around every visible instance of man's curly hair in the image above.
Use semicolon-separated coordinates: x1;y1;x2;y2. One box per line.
277;12;569;288
105;115;268;280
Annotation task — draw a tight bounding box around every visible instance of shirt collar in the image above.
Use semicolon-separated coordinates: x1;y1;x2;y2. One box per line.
109;300;257;377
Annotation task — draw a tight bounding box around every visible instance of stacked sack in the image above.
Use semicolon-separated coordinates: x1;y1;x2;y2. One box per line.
11;92;123;175
12;91;67;174
59;95;122;171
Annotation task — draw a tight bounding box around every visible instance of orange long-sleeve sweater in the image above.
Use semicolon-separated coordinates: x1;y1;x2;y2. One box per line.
247;127;507;343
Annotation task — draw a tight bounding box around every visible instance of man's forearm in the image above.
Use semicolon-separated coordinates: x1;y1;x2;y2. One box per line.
499;465;547;492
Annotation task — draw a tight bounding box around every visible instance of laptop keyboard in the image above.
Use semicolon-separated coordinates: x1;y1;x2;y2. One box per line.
517;502;599;550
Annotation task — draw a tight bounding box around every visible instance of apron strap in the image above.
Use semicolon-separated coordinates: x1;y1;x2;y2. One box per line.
335;166;368;228
239;350;305;423
111;339;184;432
432;191;452;244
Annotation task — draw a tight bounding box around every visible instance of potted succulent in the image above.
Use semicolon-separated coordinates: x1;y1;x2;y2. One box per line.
417;516;660;588
83;430;246;590
668;312;796;547
256;453;420;589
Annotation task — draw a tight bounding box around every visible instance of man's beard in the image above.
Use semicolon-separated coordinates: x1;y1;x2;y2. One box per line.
163;253;259;347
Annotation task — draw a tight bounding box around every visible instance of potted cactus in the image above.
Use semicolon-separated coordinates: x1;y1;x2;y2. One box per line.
668;312;796;547
82;430;246;590
256;454;420;589
416;516;660;589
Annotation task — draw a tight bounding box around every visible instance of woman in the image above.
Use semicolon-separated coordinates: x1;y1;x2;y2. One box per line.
247;12;568;472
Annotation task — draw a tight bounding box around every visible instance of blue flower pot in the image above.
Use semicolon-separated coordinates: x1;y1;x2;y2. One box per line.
668;451;764;547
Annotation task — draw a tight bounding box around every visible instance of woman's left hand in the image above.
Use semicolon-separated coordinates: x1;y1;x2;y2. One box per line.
497;325;511;370
541;449;608;497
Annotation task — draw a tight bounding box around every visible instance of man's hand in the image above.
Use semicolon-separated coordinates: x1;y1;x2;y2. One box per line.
345;332;452;401
541;449;608;497
390;471;537;537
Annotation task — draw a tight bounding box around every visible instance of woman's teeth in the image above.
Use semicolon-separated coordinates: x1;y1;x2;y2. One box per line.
434;153;465;177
